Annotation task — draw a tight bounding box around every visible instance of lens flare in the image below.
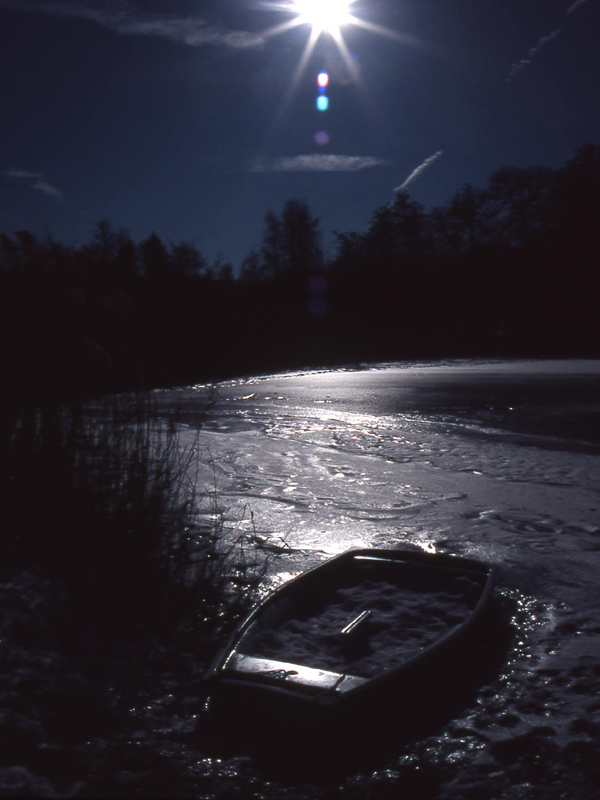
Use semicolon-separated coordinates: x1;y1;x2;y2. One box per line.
314;130;330;145
317;71;329;88
254;0;413;133
316;95;329;111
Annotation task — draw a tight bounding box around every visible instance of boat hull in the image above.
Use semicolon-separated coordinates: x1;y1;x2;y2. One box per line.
205;548;497;720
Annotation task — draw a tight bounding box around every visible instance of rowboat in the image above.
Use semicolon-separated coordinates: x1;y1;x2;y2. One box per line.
205;548;497;723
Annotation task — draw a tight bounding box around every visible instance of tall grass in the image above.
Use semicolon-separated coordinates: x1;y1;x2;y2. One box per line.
0;394;265;641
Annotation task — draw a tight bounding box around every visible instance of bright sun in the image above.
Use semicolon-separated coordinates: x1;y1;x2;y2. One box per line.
258;0;408;108
291;0;356;36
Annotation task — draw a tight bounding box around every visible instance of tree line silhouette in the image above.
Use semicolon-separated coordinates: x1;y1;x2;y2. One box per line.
2;143;599;402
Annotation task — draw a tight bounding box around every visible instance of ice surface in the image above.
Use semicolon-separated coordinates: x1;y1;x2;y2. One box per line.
166;360;600;613
4;360;594;798
153;360;600;797
3;361;600;799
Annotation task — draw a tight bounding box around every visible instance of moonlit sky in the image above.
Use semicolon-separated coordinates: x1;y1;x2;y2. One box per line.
1;0;599;268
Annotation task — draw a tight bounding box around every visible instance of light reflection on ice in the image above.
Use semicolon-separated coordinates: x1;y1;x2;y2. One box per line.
146;362;600;797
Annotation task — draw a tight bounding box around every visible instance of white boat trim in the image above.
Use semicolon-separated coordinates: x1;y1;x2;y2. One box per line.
224;652;368;694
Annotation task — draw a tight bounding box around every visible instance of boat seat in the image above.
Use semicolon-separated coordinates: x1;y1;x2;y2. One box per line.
224;652;368;694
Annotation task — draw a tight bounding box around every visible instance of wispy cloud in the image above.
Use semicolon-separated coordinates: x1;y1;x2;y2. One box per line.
508;27;564;80
0;0;265;49
251;155;389;172
566;0;590;13
395;150;443;192
6;169;41;179
6;169;64;199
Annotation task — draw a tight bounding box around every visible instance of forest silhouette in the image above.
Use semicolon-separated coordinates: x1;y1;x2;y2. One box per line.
2;143;599;403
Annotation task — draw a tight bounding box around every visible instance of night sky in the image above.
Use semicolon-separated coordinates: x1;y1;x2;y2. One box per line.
2;0;599;269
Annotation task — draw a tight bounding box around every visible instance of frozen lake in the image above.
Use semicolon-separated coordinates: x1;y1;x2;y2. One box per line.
155;358;600;797
156;359;600;606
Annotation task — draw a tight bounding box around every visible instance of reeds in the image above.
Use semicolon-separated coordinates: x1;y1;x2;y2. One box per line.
0;394;266;641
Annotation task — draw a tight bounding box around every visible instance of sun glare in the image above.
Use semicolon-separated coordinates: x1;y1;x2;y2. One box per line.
256;0;414;128
291;0;355;36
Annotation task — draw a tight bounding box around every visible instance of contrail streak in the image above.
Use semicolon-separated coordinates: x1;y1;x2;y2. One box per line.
508;27;563;80
566;0;590;13
395;150;444;191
